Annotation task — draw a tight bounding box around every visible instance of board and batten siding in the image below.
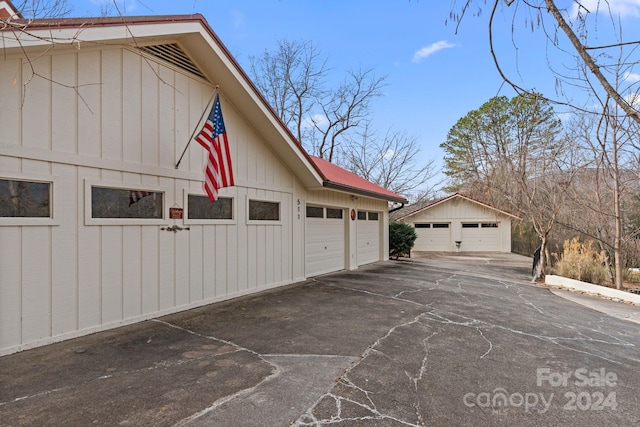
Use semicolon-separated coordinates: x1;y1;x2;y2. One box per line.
401;197;512;253
0;46;298;354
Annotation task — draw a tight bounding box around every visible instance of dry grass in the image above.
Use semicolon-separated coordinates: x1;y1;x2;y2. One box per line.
552;238;611;286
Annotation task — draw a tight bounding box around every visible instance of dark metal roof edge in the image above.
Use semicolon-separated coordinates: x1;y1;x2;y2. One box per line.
323;181;408;204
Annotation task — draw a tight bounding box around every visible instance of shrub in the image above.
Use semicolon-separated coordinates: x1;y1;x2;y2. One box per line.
389;222;417;259
552;238;610;286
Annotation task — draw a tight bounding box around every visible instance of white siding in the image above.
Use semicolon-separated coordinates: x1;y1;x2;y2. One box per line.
0;47;300;355
0;42;392;355
402;196;512;253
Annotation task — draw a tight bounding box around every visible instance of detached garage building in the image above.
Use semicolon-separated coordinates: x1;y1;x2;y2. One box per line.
0;10;405;355
394;193;519;253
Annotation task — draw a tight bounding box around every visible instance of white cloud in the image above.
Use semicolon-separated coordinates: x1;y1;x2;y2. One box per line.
571;0;640;18
412;40;455;63
231;10;246;30
303;114;327;129
626;92;640;108
624;71;640;82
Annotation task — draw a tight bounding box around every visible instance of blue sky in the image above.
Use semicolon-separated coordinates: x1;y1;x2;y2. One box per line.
65;0;640;187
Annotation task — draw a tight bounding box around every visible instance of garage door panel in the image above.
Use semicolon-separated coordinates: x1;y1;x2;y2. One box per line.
357;216;379;266
413;223;451;251
305;212;345;277
460;223;500;251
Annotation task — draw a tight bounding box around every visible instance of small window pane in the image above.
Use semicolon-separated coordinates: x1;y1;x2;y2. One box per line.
462;223;479;228
92;187;163;219
433;223;449;228
188;195;233;220
482;223;498;228
357;211;366;220
368;212;379;221
306;206;324;218
327;208;343;219
414;223;431;228
0;179;50;217
249;200;280;221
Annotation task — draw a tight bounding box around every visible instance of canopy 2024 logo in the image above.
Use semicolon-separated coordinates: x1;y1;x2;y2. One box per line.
463;367;617;415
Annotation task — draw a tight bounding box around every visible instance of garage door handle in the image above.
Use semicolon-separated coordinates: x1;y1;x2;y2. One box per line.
324;246;328;250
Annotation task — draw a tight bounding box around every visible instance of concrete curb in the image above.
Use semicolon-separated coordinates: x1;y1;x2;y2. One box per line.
545;274;640;305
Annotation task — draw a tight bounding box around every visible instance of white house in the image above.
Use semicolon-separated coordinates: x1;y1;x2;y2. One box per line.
394;193;519;253
0;9;405;355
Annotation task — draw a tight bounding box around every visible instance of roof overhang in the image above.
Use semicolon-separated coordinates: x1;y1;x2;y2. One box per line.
395;192;520;221
0;14;325;188
322;181;407;204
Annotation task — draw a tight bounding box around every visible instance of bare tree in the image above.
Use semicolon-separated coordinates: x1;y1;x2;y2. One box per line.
312;67;387;162
449;0;640;124
450;1;640;283
14;0;70;18
248;38;387;163
339;124;440;202
249;39;328;145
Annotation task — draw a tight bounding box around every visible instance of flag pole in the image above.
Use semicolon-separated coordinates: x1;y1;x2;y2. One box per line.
175;86;219;169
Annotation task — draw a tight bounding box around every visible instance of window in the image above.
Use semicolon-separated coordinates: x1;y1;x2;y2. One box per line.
326;208;343;219
249;200;280;221
482;223;498;228
0;178;50;218
462;223;479;228
306;206;324;218
433;223;449;228
357;211;366;220
368;212;379;221
188;195;233;220
415;223;431;228
91;186;163;219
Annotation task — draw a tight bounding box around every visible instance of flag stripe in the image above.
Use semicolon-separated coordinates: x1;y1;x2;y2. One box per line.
194;94;234;201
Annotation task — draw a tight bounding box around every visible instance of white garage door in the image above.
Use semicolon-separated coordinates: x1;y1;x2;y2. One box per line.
357;211;380;266
460;222;501;251
305;206;346;277
413;223;451;251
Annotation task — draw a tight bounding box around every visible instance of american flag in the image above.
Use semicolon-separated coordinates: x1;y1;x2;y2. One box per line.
194;94;235;201
129;191;152;206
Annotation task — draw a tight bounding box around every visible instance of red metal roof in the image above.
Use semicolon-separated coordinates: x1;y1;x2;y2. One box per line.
310;156;407;203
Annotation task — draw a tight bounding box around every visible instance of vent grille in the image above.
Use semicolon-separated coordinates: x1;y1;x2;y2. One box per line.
140;43;207;80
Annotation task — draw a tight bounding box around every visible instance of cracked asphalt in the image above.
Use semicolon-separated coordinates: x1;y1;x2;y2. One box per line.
1;253;639;426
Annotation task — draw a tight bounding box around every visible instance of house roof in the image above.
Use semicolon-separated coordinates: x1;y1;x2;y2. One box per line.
310;157;407;204
392;192;521;221
0;13;406;205
0;1;19;19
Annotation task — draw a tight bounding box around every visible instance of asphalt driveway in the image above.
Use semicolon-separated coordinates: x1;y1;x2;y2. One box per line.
1;253;639;426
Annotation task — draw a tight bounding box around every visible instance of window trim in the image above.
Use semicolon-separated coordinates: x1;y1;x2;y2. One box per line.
432;223;450;229
246;196;282;225
326;207;344;219
414;223;431;228
84;180;167;226
462;223;480;228
305;205;324;219
183;190;236;225
0;173;59;226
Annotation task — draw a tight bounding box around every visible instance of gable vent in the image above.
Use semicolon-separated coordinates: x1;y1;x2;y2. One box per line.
140;43;207;80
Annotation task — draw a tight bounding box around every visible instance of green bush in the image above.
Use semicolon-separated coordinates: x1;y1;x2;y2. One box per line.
389;222;417;259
